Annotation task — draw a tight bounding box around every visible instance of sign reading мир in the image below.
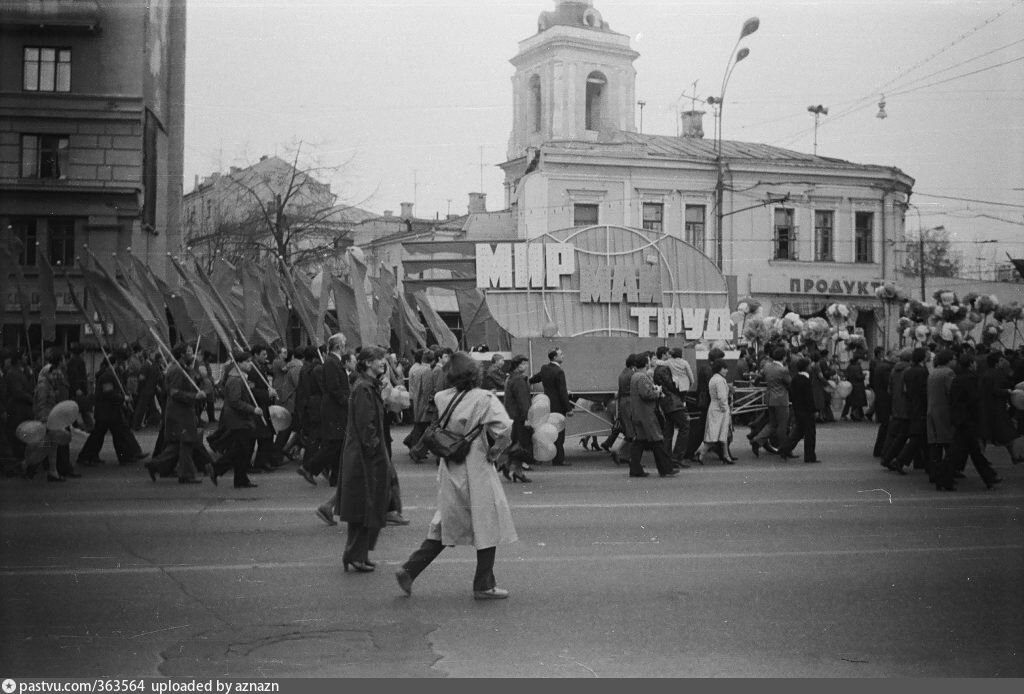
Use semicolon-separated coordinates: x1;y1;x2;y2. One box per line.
475;243;732;339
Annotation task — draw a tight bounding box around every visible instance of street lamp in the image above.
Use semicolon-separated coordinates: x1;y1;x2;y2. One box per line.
807;104;828;155
711;16;759;269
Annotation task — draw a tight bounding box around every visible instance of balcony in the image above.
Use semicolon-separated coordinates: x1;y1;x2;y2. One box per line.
0;0;101;33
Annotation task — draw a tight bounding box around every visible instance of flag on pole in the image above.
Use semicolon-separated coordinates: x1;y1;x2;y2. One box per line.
115;254;169;342
331;275;362;348
6;236;34;338
82;247;162;346
413;290;458;350
168;255;239;353
80;267;152;345
255;261;290;341
347;250;378;347
393;287;427;356
192;258;249;349
125;253;171;340
455;287;511;351
279;262;322;347
315;269;332;344
371;267;397;347
35;247;58;342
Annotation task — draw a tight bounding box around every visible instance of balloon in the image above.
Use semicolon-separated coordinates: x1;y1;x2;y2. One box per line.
1011;390;1024;411
545;412;566;432
541;321;559;338
46;400;79;431
1015;381;1024;392
16;420;46;445
268;405;292;433
534;422;559;445
527;394;551;429
836;380;853;399
533;438;556;462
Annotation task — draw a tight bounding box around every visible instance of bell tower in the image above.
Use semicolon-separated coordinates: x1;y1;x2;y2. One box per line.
507;1;640;160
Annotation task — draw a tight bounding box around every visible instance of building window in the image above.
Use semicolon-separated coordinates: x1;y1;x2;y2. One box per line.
573;203;599;227
48;218;76;267
21;134;69;179
11;220;38;266
685;204;705;251
585;71;607;131
855;211;874;263
814;210;834;261
23;47;71;92
773;208;796;260
529;74;542;133
642;202;663;231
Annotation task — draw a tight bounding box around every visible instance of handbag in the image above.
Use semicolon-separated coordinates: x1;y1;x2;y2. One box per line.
411;390;483;464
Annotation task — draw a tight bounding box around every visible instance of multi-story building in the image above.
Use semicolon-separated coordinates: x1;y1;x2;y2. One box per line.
0;0;186;351
498;0;915;345
182;155;374;274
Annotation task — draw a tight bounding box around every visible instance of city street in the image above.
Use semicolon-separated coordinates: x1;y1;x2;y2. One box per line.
1;421;1022;678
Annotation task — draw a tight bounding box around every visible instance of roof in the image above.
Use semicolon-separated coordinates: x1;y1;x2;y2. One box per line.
542;131;912;180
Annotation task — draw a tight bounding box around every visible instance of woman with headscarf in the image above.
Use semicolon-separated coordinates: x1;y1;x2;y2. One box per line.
338;347;392;573
395;351;516;599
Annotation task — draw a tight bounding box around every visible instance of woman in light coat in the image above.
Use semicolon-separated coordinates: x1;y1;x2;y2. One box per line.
696;359;735;464
395;352;516;600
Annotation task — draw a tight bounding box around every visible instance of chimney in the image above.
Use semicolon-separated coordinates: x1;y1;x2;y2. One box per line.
468;192;487;214
383;210;393;218
680;110;705;139
400;202;414;218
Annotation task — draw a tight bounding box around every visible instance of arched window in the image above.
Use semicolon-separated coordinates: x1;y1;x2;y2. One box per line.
529;74;542;133
585;71;607;131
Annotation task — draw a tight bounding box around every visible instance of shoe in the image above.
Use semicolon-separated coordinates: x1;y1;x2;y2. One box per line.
234;481;258;489
721;457;736;465
396;569;413;596
512;471;532;483
207;465;219;486
146;463;157;483
47;474;65;482
750;442;761;458
178;477;202;484
935;483;956;492
629;471;650;478
590;441;602;451
499;464;511;481
892;464;907;476
778;451;796;460
660;469;680;477
520;462;531;471
386;511;411;526
343;559;375;573
473;587;509;600
763;443;779;455
672;461;692;469
600;442;612;452
315;506;337;526
297;467;317;486
985;477;1003;490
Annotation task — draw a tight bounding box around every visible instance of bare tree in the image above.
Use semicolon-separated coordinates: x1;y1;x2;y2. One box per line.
902;226;963;279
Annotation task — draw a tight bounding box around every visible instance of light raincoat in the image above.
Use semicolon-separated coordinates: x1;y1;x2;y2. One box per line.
426;387;517;549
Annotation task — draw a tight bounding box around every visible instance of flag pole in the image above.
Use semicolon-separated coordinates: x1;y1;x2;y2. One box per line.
62;261;129;403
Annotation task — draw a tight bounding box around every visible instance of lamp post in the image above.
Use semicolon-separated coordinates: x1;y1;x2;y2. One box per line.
709;16;759;269
807;104;828;155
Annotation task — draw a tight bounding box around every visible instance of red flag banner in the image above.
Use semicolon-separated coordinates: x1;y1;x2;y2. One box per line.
393;286;427;355
370;271;396;348
347;252;378;348
80;267;152;345
413;290;458;350
169;255;239;352
126;253;171;340
330;275;362;348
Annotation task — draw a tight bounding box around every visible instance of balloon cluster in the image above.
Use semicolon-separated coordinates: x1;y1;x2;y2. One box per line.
1011;381;1024;411
874;281;909;303
899;290;1023;348
526;394;566;462
384;385;412;414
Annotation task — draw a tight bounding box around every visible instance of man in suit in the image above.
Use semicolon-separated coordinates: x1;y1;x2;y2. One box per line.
870;349;895;458
890;347;929;475
298;333;349;486
211;351;261;489
779;357;819;463
751;347;793;459
529;347;573;465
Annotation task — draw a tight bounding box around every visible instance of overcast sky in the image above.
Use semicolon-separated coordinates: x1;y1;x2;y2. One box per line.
183;0;1024;276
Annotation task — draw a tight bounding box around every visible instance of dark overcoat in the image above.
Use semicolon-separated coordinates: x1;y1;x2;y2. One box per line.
629;370;663;442
339;373;391;529
163;360;201;444
978;365;1016;445
319;353;350;441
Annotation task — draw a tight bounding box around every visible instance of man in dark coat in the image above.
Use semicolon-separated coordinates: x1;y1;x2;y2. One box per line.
294;346;323;468
3;352;34;462
529;347;573;465
501;354;533;482
131;350;161;430
653;359;690;468
626;353;678;478
881;348;913;469
890;347;929;474
77;351;142;466
299;333;349;486
948;353;1002;489
599;354;636;460
870;349;895;458
780;357;819;463
751;347;793;458
210;351;261;489
145;344;207;483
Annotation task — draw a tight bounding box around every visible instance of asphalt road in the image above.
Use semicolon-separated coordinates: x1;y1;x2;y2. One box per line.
1;420;1022;678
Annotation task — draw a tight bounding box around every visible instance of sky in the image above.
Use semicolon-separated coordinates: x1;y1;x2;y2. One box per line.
183;0;1024;278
